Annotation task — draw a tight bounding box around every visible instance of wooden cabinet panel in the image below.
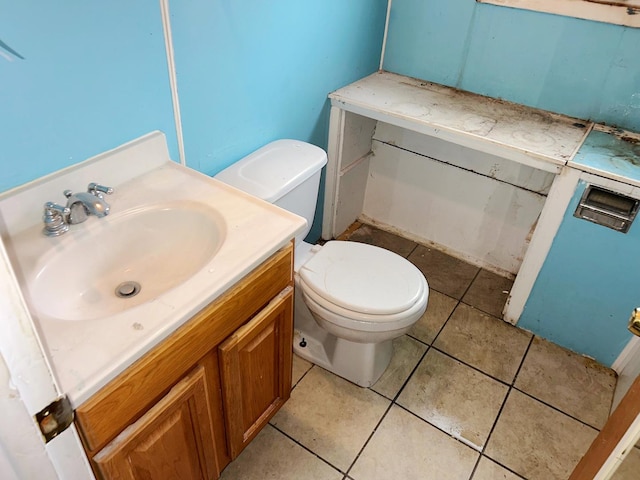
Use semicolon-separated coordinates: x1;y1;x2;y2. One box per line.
219;286;293;458
93;364;218;480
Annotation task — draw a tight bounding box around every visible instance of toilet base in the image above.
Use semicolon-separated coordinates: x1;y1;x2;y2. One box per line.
292;328;393;388
292;261;397;388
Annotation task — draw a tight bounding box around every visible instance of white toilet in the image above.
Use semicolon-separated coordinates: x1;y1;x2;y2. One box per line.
215;140;429;387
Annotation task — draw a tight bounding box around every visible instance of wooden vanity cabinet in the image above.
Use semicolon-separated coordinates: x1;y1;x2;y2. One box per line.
74;244;294;480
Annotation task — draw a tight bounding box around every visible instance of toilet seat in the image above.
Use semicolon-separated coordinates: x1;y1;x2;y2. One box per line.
300;276;428;332
298;241;428;328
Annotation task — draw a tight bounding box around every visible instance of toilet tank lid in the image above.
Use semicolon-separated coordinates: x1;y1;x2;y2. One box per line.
214;139;328;202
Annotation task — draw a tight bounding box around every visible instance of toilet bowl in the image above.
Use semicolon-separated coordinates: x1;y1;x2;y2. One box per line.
215;140;429;386
292;240;428;386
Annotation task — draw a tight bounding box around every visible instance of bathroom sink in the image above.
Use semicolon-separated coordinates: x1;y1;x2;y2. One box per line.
0;131;306;405
28;202;225;322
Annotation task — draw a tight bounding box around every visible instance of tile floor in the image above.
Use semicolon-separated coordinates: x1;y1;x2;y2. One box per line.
220;223;640;480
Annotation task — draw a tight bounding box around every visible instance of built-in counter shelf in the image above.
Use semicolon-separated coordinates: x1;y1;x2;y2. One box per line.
322;71;593;275
328;71;592;173
569;124;640;188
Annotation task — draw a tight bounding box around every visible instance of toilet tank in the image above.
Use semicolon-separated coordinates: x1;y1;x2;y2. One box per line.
214;139;328;243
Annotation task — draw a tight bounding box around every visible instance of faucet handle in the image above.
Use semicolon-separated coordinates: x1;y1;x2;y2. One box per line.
44;202;70;215
42;202;70;237
87;183;113;196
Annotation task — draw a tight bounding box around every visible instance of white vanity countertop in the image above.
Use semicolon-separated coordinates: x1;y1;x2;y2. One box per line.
0;132;306;406
329;72;593;173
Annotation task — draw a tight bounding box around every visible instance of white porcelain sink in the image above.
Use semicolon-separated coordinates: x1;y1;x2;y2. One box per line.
29;202;225;322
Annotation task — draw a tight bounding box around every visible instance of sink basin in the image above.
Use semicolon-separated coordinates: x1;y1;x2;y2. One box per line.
29;202;225;321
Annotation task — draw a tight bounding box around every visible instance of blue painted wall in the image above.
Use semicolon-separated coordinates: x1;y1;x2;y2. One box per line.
384;0;640;132
519;180;639;366
0;1;386;243
0;2;178;194
170;0;387;240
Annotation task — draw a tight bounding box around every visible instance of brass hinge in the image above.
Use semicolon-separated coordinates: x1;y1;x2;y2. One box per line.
35;395;74;443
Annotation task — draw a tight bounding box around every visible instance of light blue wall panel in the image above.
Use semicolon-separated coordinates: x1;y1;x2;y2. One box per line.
384;0;640;132
0;2;178;193
519;181;639;366
383;0;476;87
598;27;640;129
462;6;621;121
170;0;387;240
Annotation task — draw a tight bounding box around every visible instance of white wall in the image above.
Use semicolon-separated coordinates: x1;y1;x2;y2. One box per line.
0;353;58;480
361;123;552;275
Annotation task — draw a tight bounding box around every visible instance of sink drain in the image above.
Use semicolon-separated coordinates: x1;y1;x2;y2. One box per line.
115;281;141;298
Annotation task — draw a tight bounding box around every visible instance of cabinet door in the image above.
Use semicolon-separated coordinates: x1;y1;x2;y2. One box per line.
219;286;294;458
92;364;219;480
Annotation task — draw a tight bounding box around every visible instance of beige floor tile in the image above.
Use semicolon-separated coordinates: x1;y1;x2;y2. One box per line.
612;446;640;480
472;457;524;480
515;337;616;429
347;224;417;257
397;349;508;450
409;290;458;344
462;269;513;318
350;405;479;480
485;389;598;480
371;335;427;399
220;425;342;480
407;245;479;299
434;303;532;383
292;354;313;386
271;367;390;472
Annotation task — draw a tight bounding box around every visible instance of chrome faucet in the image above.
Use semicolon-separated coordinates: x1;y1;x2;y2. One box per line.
42;183;114;236
63;183;113;224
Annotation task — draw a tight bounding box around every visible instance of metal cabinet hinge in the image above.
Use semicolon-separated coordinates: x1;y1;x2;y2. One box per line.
35;395;74;443
629;308;640;338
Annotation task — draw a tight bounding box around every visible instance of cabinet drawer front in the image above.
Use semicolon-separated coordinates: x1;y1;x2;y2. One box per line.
219;286;294;458
76;243;293;453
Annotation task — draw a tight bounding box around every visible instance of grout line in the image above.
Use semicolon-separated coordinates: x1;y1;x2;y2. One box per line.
429;346;513;388
512;386;601;433
510;334;535;388
476;334;534;478
390;343;431;403
268;423;348;476
343;400;395;478
477;454;528;479
405;242;419;259
393;402;484;454
459;267;482;303
291;361;314;390
426;300;459;347
511;335;603;432
458;298;510;321
468;454;482;479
